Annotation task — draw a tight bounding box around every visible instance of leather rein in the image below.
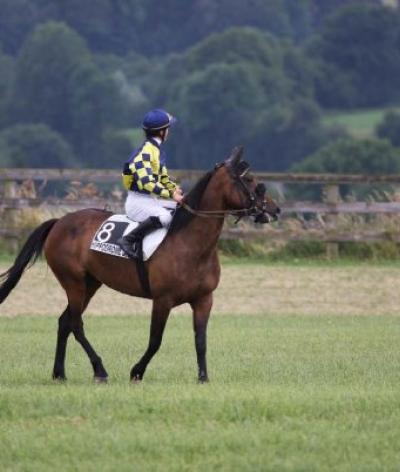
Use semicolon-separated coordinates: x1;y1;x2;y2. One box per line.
179;162;265;221
180;202;254;219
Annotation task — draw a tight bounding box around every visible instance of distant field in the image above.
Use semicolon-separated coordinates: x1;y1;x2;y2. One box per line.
0;314;400;471
322;107;400;139
1;259;400;317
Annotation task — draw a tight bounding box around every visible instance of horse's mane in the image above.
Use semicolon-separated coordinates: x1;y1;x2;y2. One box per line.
168;171;214;234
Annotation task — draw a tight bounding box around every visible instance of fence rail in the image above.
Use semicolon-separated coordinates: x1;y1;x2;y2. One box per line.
1;168;400;251
2;198;400;215
2;168;400;184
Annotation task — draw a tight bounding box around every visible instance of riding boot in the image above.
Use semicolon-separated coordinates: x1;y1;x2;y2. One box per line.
117;216;163;259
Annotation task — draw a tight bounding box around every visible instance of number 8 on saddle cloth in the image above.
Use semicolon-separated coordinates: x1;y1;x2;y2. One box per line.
90;214;169;261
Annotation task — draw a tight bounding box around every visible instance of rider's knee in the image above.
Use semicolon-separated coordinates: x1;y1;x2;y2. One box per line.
158;212;173;227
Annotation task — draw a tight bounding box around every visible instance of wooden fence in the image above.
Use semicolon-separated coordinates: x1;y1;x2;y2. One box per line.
1;168;400;254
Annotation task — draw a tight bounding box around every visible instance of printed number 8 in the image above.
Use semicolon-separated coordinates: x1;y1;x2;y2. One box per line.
97;222;115;243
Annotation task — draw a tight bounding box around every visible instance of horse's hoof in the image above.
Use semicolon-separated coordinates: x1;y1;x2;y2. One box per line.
130;374;142;384
94;376;108;384
198;377;209;384
52;374;67;382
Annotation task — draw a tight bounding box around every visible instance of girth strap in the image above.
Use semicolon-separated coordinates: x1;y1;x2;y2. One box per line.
135;240;151;297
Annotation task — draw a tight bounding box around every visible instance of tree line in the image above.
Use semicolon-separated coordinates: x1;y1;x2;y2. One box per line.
1;0;400;174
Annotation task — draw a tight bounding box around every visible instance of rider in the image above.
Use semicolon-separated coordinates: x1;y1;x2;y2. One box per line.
117;109;183;259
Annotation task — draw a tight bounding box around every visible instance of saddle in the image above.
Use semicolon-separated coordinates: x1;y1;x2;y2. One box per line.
90;215;167;261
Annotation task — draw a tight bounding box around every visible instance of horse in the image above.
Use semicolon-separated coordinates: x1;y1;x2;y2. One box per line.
0;147;280;383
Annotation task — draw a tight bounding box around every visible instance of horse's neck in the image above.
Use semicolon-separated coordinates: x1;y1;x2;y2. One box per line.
179;178;226;256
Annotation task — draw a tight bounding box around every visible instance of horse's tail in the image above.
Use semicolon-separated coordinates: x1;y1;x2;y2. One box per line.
0;219;58;304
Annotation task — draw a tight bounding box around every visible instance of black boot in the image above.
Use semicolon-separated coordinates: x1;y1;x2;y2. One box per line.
117;216;163;259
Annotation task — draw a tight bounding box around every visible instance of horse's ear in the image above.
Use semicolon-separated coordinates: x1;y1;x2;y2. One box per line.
226;146;244;169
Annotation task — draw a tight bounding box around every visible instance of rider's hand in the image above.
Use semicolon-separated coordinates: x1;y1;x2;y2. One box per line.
173;189;184;203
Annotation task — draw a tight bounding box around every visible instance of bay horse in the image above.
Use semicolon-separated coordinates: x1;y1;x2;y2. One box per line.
0;147;280;383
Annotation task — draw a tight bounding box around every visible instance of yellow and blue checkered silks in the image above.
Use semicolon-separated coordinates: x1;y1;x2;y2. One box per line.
122;139;176;198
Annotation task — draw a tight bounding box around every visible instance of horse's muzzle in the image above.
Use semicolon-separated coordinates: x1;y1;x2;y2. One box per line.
255;206;280;224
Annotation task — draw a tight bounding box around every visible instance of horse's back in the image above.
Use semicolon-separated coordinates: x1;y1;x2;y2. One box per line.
44;209;111;277
45;208;110;253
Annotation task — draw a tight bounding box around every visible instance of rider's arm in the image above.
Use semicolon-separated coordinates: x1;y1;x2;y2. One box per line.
160;165;177;197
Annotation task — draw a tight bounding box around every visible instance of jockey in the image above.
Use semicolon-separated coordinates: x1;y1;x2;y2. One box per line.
117;109;183;259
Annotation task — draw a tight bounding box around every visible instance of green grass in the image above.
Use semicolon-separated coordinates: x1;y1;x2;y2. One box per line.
323;107;400;139
1;314;400;471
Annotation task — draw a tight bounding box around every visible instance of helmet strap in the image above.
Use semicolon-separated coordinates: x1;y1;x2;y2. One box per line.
160;128;169;142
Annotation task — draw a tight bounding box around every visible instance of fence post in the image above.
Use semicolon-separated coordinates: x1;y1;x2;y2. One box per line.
323;184;340;259
3;179;19;252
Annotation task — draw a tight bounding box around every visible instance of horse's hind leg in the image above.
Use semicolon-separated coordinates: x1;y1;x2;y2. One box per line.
52;307;72;380
53;275;108;382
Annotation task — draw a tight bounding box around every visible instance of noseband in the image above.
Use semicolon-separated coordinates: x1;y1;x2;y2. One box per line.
180;162;266;221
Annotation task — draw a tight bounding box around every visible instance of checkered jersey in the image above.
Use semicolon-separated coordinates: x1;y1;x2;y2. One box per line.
122;139;177;198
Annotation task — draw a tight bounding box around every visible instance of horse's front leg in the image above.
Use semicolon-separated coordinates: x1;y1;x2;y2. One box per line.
130;299;171;382
191;293;213;383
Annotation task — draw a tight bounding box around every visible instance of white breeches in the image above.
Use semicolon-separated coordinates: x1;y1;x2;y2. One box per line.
125;191;176;227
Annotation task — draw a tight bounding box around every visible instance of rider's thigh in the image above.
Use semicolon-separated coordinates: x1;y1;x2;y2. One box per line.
125;191;174;227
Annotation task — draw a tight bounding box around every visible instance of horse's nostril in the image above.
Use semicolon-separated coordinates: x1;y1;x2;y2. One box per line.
276;207;281;214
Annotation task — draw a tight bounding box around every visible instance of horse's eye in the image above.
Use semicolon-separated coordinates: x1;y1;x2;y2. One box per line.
255;183;266;196
243;172;254;182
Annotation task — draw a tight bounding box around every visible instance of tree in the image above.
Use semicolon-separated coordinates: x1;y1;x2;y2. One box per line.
160;27;329;170
0;123;77;168
159;27;294;113
284;0;312;41
376;111;400;148
0;0;41;54
292;138;400;174
124;0;293;56
160;27;312;112
166;62;266;168
12;21;132;166
14;22;91;137
69;61;123;166
0;46;14;128
291;137;400;199
309;0;380;27
184;27;284;74
94;51;151;124
310;4;400;108
282;42;316;100
247;98;334;170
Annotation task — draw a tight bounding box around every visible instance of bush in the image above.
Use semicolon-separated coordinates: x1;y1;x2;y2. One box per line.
218;239;270;258
376;110;400;147
102;130;133;167
218;239;400;262
0;123;77;168
292;138;400;174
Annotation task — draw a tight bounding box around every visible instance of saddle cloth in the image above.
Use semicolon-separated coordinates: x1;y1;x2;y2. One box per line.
90;214;168;261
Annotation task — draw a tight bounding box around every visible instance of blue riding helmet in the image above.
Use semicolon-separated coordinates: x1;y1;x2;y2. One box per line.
142;109;177;131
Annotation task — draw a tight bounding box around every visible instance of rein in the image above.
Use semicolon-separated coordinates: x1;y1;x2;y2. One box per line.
178;160;267;222
180;202;254;219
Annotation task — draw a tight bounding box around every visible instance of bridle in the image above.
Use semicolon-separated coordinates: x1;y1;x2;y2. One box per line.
179;161;268;222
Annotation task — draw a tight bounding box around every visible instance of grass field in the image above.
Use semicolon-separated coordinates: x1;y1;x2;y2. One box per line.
1;315;400;471
322;107;400;139
1;261;400;471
